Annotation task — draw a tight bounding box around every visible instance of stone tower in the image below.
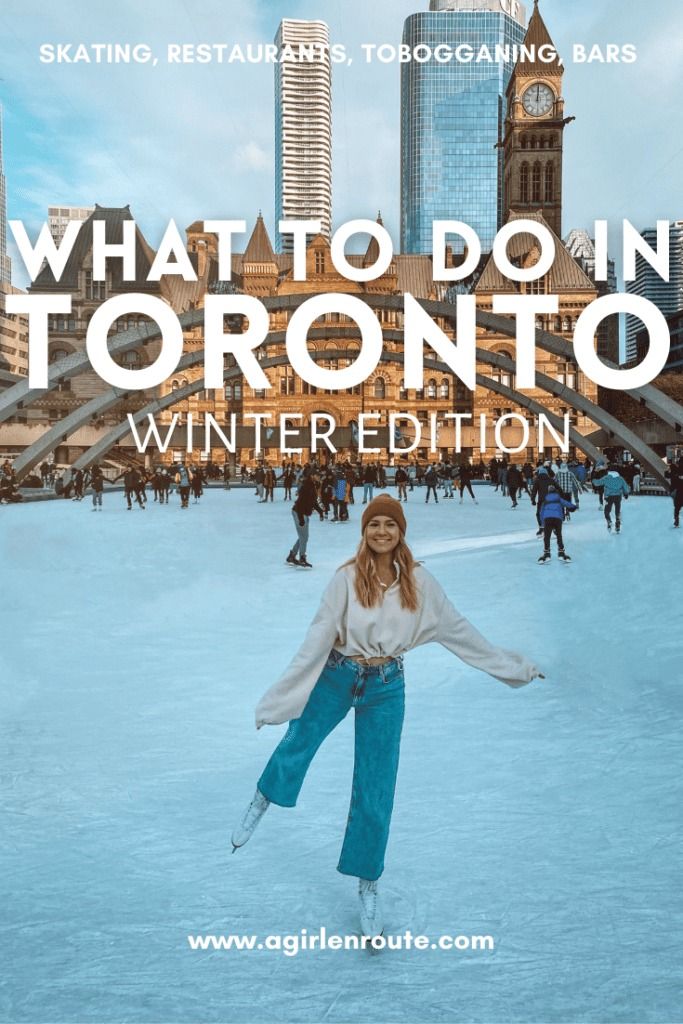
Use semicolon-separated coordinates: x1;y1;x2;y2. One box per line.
502;0;573;237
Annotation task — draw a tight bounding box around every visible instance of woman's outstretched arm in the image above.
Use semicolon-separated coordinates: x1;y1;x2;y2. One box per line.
435;591;542;688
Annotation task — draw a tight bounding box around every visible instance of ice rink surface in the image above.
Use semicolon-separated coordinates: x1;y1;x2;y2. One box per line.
1;483;681;1023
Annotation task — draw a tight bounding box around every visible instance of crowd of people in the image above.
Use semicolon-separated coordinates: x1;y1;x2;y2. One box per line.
3;453;683;554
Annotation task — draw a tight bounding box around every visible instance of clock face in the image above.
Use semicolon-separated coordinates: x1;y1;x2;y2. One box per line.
522;83;554;117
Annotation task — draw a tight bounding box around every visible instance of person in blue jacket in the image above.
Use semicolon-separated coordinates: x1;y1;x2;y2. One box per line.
538;484;578;562
591;464;630;532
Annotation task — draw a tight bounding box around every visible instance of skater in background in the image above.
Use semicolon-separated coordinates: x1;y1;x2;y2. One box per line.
666;459;683;528
0;461;19;504
507;464;522;508
123;467;144;511
591;459;608;507
320;470;335;519
631;462;641;495
286;466;325;568
232;495;543;939
593;464;629;533
362;463;377;504
72;468;85;501
175;462;193;510
498;459;509;497
90;464;104;510
440;460;455;499
191;465;204;503
531;465;553;536
458;462;478;504
158;468;171;504
133;467;147;508
554;460;580;519
537;484;577;562
283;464;296;501
395;466;408;503
263;465;276;503
254;464;265;502
424;464;439;504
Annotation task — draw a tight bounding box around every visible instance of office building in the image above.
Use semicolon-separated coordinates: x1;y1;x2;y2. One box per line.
565;228;619;364
626;221;683;363
48;206;95;245
401;0;526;254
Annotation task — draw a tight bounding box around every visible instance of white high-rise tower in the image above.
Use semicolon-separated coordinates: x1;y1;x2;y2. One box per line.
275;19;332;253
0;106;12;284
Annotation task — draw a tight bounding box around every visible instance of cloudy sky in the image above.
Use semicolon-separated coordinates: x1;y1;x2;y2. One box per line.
2;0;682;287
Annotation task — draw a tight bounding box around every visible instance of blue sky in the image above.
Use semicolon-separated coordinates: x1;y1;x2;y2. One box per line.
2;0;682;288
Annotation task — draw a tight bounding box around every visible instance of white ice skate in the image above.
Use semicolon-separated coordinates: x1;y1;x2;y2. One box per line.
358;878;384;939
231;789;270;853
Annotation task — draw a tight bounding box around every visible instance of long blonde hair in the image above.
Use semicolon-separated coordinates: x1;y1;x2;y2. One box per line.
342;534;419;612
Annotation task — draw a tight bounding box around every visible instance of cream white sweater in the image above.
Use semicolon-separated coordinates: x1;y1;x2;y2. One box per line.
255;564;540;728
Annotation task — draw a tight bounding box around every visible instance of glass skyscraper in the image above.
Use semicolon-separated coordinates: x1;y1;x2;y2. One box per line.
401;0;526;255
625;222;683;363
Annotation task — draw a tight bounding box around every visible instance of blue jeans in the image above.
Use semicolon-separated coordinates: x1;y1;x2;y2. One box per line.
363;484;374;502
257;649;405;881
291;510;309;558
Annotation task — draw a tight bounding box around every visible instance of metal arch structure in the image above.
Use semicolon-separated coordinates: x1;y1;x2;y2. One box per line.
14;331;603;477
60;346;614;478
3;294;681;483
2;293;682;432
0;310;204;422
12;331;664;482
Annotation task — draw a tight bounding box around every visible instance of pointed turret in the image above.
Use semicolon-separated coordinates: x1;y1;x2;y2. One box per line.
363;213;384;268
241;214;278;296
519;0;562;77
244;213;276;265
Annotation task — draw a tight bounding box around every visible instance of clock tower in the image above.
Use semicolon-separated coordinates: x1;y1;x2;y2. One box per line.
502;0;573;238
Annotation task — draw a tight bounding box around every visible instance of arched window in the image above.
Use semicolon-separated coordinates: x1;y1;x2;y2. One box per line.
374;377;386;399
399;378;408;400
427;378;437;399
171;379;180;391
544;163;554;203
224;384;233;400
529;136;537;150
49;348;72;391
234;382;242;400
521;134;528;150
440;379;450;399
520;163;529;203
555;316;562;332
562;317;570;332
532;162;542;203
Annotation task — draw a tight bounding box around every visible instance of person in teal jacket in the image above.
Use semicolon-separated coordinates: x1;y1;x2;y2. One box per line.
592;466;629;532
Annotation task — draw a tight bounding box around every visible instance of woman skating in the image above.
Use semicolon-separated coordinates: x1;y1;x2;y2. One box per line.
232;495;543;938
